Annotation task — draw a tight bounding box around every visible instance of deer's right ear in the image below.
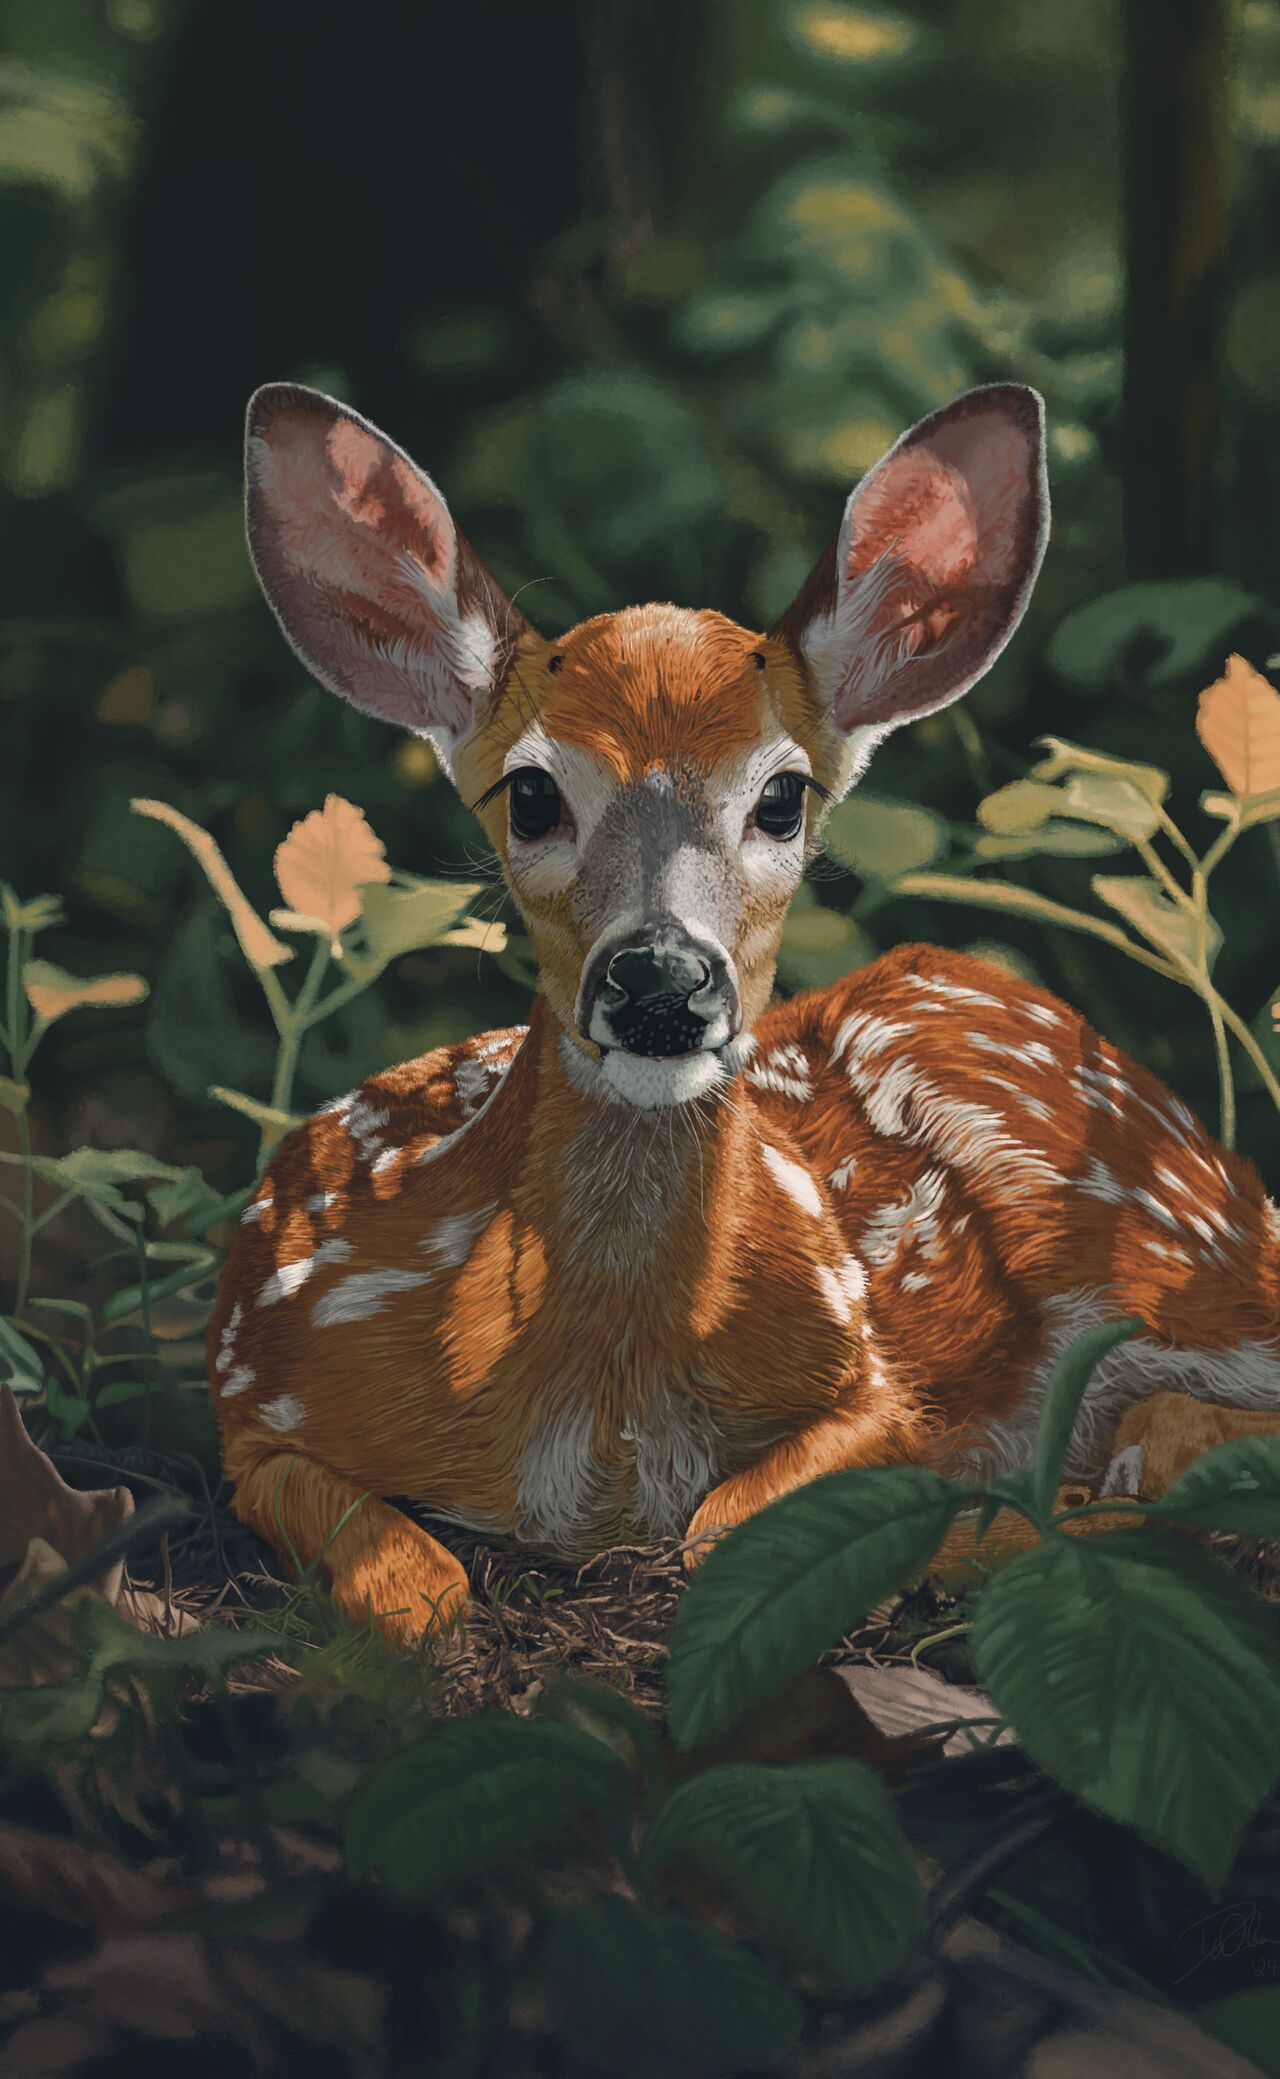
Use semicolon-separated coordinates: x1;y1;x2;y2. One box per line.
245;384;530;751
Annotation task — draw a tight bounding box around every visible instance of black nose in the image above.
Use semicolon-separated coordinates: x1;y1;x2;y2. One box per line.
605;944;711;1005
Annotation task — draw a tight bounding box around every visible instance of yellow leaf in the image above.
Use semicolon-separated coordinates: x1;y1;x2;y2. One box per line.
1030;738;1170;807
132;799;292;972
274;795;391;938
23;960;148;1024
1092;875;1221;973
444;916;508;953
1196;654;1280;801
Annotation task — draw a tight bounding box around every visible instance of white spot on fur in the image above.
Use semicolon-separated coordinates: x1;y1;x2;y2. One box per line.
304;1192;339;1213
258;1236;354;1307
761;1141;823;1218
860;1168;949;1267
346;1097;391;1164
1022;1001;1063;1029
1101;1441;1145;1498
1078;1158;1127;1206
1266;1197;1280;1243
1133;1189;1181;1232
746;1043;812;1102
828;1157;858;1190
317;1092;355;1119
312;1267;430;1327
422;1203;495;1269
901;1270;930;1293
371;1148;400;1175
240;1197;273;1226
831;1011;915;1068
816;1252;868;1324
220;1364;255;1399
848;1055;1060;1199
903;971;1003;1011
260;1394;305;1433
214;1302;243;1374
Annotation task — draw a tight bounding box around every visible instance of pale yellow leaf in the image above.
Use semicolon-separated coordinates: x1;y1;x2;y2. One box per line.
975;779;1059;836
132;799;292;972
23;960;148;1025
1092;875;1221;973
1030;737;1170;806
1196;654;1280;802
274;795;391;938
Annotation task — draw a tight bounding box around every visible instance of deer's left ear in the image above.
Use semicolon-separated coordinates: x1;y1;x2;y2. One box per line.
775;384;1048;735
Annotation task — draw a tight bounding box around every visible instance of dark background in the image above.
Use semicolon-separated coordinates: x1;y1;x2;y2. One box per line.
3;0;1279;1287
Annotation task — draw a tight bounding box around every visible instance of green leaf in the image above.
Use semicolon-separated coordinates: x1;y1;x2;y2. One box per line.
974;821;1124;861
94;1379;153;1411
45;1372;92;1438
147;1165;229;1233
208;1085;304;1155
776;906;875;989
29;1145;184;1219
1092;875;1221;973
1045;580;1265;695
1195;1988;1280;2079
358;877;484;972
1056;770;1164;842
543;1896;803;2079
666;1466;967;1750
1031;736;1171;806
0;1318;44;1393
74;1597;279;1676
0;1674;104;1748
1146;1435;1280;1539
971;1529;1280;1890
101;1243;218;1323
822;793;949;877
534;1672;664;1797
0;1076;29;1114
671;288;792;356
642;1760;923;1993
343;1714;632;1899
1032;1318;1145;1521
0;886;65;934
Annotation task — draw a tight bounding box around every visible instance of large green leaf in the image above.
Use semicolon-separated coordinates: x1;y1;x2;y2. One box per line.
972;1529;1280;1889
1146;1435;1280;1539
1045;580;1265;695
642;1760;923;1993
1032;1317;1144;1521
666;1466;967;1750
343;1714;632;1898
542;1895;803;2079
1195;1987;1280;2079
822;793;949;877
776;906;875;989
29;1146;185;1219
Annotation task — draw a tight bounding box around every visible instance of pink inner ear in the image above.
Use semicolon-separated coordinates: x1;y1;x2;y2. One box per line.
830;394;1044;730
260;407;455;633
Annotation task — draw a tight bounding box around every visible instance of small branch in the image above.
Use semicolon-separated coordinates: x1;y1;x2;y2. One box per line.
928;1788;1067;1940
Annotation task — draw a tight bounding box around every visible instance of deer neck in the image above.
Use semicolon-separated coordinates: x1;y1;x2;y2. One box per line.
494;995;766;1305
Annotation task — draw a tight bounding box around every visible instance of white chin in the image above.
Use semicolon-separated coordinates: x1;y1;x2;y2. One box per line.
602;1050;725;1110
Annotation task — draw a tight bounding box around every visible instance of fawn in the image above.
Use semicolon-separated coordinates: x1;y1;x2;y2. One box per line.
209;379;1280;1639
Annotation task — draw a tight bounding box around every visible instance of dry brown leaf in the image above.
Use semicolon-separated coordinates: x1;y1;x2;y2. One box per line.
23;964;148;1024
0;1539;107;1689
0;1821;189;1929
273;794;391;937
0;1388;132;1578
1195;653;1280;801
131;799;293;972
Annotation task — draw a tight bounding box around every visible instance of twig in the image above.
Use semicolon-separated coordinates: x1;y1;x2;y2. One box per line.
927;1787;1067;1940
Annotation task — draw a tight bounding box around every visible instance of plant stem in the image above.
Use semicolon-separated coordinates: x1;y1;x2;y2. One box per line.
892;874;1188;988
269;937;330;1119
4;924;34;1316
135;1223;156;1450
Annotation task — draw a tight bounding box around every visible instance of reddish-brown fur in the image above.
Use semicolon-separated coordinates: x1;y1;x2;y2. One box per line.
212;383;1280;1639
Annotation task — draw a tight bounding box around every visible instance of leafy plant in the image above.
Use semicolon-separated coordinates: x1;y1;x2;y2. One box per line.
667;1316;1280;1893
871;654;1280;1149
133;792;507;1164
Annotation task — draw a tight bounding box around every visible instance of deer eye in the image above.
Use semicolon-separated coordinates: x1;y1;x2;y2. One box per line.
755;772;807;840
509;767;563;841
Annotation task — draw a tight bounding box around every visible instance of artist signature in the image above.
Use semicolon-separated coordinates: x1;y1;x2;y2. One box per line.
1174;1903;1280;1984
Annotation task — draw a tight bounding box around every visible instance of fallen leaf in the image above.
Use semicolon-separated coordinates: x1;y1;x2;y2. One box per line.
0;1820;189;1929
0;1539;104;1690
0;1387;132;1580
23;962;148;1025
274;795;391;937
132;799;292;973
1196;653;1280;801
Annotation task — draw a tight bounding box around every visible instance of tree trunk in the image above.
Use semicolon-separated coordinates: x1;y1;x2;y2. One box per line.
1122;0;1235;578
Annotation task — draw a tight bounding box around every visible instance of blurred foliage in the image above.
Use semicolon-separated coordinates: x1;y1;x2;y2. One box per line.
2;0;1280;1313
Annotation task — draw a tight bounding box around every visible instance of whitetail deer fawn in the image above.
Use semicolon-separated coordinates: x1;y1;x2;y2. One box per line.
209;380;1280;1639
